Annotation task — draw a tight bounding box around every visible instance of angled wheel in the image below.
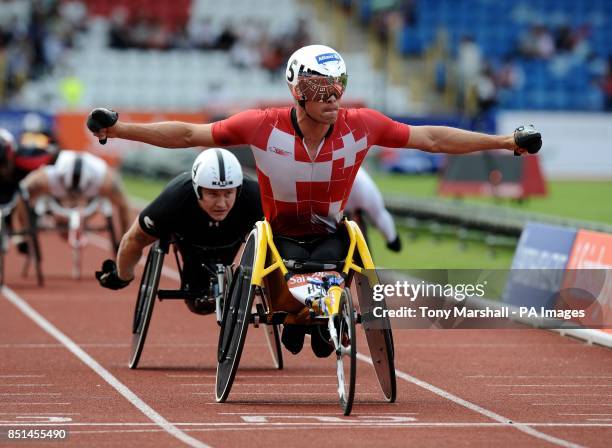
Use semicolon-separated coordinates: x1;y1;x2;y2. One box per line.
256;291;283;370
330;288;357;416
216;229;256;402
129;242;165;369
354;273;396;402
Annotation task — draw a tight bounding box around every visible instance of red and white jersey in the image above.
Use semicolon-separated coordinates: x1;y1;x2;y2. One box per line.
213;107;409;236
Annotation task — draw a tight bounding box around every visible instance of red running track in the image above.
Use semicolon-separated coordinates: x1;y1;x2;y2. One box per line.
1;232;611;447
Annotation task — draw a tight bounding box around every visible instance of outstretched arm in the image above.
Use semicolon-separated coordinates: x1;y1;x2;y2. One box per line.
95;120;215;149
19;168;51;200
407;126;518;155
116;219;157;281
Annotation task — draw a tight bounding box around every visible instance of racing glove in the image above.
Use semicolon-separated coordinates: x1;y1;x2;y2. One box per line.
95;259;132;290
386;235;402;253
513;124;542;156
86;108;119;145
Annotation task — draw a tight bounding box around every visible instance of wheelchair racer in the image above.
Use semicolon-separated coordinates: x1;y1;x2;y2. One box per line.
86;44;542;355
20;150;131;236
345;167;401;252
95;148;264;315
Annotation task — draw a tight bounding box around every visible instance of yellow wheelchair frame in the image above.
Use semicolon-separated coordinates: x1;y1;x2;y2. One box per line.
216;219;396;415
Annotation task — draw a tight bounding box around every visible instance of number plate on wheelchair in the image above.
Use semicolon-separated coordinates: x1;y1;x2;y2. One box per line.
287;271;344;304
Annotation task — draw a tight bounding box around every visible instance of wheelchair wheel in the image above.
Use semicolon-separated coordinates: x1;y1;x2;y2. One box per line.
365;326;396;403
129;242;164;369
331;288;357;416
216;230;256;402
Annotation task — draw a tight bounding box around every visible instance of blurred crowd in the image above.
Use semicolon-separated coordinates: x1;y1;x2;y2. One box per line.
107;7;311;77
0;0;88;106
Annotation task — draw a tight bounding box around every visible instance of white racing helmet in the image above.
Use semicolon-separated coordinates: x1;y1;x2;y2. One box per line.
285;44;348;103
191;148;243;199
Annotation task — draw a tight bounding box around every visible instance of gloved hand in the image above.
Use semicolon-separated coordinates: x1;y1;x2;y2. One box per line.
513;124;542;156
386;235;402;253
86;108;119;145
95;259;132;290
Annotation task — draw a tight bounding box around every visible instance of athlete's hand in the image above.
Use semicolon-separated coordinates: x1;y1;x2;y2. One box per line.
513;124;542;156
386;236;402;253
86;108;119;145
95;259;132;290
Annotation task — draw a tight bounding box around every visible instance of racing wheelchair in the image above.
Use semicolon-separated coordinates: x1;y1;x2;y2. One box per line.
34;196;119;279
216;219;396;416
0;188;43;287
130;236;283;370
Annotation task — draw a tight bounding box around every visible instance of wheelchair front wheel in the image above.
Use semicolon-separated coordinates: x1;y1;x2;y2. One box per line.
216;230;256;402
129;242;164;369
330;288;357;416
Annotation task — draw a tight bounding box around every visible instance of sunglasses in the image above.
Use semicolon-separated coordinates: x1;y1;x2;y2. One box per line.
296;74;348;102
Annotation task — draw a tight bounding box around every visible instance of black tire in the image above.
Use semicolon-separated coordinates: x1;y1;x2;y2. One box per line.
364;326;396;403
216;230;256;402
335;288;357;416
129;242;164;369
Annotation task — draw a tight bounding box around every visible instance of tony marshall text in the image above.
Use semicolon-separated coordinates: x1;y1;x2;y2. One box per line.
374;306;586;320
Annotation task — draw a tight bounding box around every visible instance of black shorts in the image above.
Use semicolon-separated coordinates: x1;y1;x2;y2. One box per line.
273;227;350;265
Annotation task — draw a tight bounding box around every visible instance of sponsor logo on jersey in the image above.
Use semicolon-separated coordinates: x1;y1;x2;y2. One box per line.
269;146;291;156
315;53;340;64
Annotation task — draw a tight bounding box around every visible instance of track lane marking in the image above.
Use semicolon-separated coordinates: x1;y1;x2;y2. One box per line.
1;285;211;448
356;353;584;448
91;225;587;447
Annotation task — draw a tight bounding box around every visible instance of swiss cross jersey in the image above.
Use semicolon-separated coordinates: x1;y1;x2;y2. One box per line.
213;107;410;236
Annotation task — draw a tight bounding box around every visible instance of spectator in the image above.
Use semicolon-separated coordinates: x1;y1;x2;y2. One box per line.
519;25;555;59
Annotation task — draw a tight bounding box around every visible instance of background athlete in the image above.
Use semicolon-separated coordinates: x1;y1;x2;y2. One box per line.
95;148;263;314
345;167;401;252
21;149;131;236
86;43;541;353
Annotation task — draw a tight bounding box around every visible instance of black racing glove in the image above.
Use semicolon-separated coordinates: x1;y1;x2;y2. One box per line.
86;108;119;145
95;259;132;290
386;236;402;253
513;124;542;156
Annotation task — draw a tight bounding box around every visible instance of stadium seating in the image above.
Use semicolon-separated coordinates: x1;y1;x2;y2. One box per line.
388;0;611;110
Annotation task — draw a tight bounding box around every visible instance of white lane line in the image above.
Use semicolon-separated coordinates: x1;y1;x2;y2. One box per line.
0;393;61;396
533;404;612;407
217;412;420;415
488;384;612;387
1;285;211;448
356;353;583;448
0;422;610;428
559;413;612;416
0;375;45;378
192;392;378;396
93;227;582;447
168;374;335;378
180;383;338;387
587;418;612;421
2;403;71;405
510;394;611;397
467;375;612;379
